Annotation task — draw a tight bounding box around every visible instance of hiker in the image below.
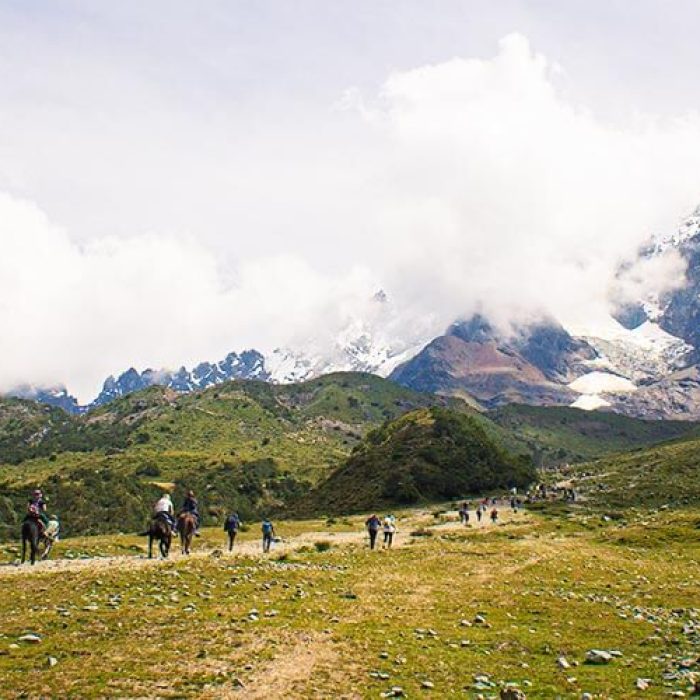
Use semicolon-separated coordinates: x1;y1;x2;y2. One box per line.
459;501;468;523
27;489;50;530
261;518;275;553
490;507;498;524
365;514;381;550
224;511;241;551
510;496;517;512
382;515;396;549
476;507;482;523
153;493;176;531
180;490;201;535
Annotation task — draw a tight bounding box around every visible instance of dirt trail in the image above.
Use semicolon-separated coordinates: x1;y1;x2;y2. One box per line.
0;509;529;579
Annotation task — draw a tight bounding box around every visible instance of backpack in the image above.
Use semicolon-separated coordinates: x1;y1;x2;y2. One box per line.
224;515;239;532
262;521;273;535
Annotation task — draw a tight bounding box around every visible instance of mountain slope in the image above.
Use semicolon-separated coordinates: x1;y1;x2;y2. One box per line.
0;374;468;538
489;404;698;464
562;436;700;509
390;315;587;408
294;407;536;515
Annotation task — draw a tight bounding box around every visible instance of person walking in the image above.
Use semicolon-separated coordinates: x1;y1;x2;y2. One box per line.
261;517;275;553
476;507;482;524
490;507;498;524
365;514;381;550
382;515;397;549
224;511;241;551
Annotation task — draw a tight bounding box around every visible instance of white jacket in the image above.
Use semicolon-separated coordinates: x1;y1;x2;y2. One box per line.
154;496;173;515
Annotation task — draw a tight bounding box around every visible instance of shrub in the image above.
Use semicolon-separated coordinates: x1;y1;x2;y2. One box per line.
314;540;332;552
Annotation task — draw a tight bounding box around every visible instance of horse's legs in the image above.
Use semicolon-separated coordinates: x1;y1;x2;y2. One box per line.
30;535;37;565
21;536;26;564
148;534;154;559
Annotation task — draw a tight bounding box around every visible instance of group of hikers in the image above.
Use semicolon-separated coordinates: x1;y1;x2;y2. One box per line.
22;485;520;561
150;489;277;553
364;513;397;550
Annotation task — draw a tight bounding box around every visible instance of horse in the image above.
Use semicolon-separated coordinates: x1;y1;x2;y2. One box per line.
144;516;172;559
178;512;197;555
21;518;41;565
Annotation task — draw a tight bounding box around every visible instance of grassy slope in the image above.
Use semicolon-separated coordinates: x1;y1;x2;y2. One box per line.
0;374;466;538
3;374;700;538
490;403;698;465
296;407;535;516
561;436;700;509
0;508;698;698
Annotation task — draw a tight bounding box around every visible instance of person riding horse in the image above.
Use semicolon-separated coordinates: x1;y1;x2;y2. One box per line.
153;493;176;531
180;490;201;536
27;488;50;532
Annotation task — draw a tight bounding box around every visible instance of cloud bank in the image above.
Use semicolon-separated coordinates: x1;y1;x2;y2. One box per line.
2;34;700;400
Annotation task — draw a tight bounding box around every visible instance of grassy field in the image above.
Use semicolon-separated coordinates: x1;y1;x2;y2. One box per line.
1;506;698;698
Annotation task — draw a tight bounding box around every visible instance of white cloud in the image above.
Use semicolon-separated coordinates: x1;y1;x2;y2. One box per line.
2;34;700;400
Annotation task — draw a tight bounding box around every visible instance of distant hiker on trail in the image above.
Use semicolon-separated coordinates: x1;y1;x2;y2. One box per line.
261;518;275;553
153;493;176;531
27;489;49;530
459;502;469;523
490;507;498;524
180;490;201;536
224;512;241;551
510;496;517;512
365;514;381;550
476;507;482;523
382;515;397;549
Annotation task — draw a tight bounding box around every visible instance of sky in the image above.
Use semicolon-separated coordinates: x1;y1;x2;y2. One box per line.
2;0;700;401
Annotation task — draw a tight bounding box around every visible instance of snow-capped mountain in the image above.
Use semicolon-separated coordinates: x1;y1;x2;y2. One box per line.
91;349;270;408
7;207;700;420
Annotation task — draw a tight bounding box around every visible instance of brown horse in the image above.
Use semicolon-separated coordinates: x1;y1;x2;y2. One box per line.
144;516;172;558
178;512;197;555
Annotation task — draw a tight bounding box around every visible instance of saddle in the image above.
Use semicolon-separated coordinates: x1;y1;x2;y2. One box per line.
153;511;174;530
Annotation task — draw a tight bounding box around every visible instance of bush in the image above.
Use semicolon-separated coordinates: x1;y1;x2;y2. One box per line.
314;540;332;552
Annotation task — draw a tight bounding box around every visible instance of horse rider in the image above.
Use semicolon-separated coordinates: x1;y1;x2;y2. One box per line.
27;488;50;532
180;490;201;536
153;493;176;531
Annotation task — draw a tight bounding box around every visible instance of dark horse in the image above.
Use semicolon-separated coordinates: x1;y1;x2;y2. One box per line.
21;517;53;565
144;516;172;559
178;512;196;555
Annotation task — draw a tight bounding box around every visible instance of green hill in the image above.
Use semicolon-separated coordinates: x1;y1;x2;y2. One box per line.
0;397;133;464
561;437;700;509
0;374;465;538
3;372;698;539
489;404;697;465
295;407;536;515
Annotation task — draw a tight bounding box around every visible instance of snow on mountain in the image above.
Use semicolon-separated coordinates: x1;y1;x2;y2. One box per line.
648;204;700;255
570;394;611;411
568;371;637;395
574;320;693;383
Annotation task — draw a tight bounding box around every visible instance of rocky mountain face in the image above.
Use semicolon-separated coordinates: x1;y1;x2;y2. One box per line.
390;316;591;408
7;385;81;414
91;350;270;408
